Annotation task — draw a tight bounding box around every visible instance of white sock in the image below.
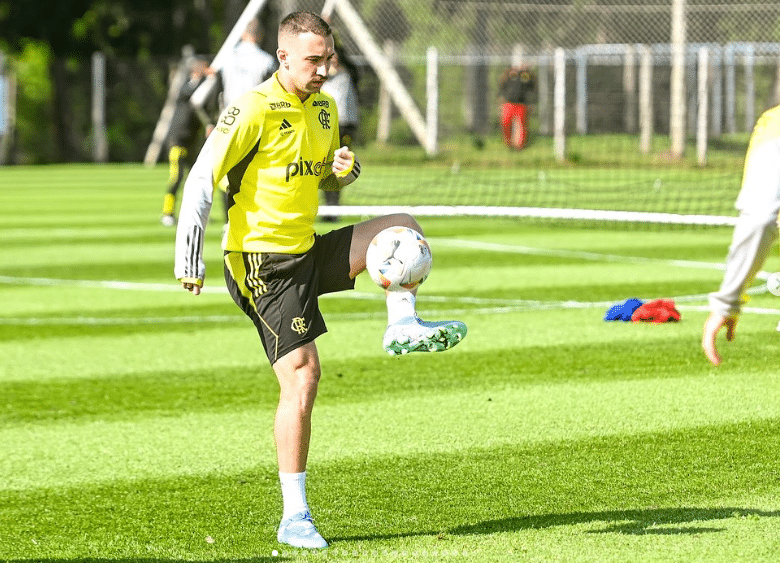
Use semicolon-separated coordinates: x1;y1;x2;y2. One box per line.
279;471;309;520
386;290;416;324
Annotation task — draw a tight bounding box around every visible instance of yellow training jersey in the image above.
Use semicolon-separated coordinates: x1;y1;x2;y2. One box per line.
212;72;341;254
743;104;780;175
737;103;780;213
709;103;780;318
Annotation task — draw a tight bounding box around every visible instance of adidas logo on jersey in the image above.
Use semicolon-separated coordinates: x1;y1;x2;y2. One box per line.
279;119;294;137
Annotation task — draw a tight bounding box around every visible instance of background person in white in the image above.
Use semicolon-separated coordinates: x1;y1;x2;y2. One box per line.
703;104;780;365
221;17;277;108
212;17;277;222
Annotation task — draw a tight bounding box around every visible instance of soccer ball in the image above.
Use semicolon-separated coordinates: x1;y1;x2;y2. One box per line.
366;226;432;291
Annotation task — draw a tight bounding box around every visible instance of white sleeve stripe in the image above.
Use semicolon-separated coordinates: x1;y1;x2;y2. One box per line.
174;136;214;282
185;225;203;279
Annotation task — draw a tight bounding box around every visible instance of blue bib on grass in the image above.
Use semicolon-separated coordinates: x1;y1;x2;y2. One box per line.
604;298;644;321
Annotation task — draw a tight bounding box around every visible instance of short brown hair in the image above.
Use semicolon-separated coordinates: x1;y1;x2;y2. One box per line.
278;10;332;41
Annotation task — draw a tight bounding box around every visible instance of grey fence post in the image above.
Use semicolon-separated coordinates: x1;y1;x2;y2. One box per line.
576;48;587;134
92;51;108;163
697;47;709;167
554;47;566;161
639;45;654;154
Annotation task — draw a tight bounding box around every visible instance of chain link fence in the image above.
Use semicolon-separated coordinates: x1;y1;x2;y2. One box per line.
3;0;780;168
322;0;780;144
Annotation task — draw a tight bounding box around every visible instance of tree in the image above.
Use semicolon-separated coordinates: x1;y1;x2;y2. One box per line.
0;0;225;162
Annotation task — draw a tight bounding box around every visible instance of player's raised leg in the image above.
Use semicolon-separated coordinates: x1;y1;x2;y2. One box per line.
349;214;467;356
272;342;328;549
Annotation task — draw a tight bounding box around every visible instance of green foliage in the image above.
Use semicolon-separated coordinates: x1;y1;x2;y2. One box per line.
12;40;56;164
14;40;52;102
0;0;226;57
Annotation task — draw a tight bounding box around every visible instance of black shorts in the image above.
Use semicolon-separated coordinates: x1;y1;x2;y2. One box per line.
224;225;355;365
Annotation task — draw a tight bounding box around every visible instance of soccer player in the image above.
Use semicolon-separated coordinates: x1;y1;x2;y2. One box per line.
702;103;780;366
174;10;466;549
211;18;277;224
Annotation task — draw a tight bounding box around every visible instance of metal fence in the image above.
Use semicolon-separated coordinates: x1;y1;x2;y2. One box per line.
320;0;780;157
3;0;780;164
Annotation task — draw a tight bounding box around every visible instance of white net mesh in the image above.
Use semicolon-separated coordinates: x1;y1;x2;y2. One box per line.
286;2;780;224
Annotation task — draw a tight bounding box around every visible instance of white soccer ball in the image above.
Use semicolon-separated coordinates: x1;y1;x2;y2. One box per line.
366;226;432;291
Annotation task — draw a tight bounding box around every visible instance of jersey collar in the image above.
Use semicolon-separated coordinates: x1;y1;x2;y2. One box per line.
271;71;323;106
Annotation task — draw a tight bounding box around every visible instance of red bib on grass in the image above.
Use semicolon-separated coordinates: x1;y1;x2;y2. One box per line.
631;299;681;323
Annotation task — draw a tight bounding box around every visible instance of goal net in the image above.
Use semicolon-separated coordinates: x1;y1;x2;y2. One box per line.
309;0;780;228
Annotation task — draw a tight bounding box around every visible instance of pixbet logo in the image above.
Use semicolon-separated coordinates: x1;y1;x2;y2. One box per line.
285;157;327;181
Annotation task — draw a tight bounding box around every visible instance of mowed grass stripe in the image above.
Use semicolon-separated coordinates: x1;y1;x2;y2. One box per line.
2;315;778;425
0;288;235;324
1;232;183;248
3;366;780;491
2;307;776;384
3;165;780;561
2;419;778;561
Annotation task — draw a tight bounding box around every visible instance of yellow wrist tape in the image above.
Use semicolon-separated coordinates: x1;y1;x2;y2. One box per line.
334;151;355;179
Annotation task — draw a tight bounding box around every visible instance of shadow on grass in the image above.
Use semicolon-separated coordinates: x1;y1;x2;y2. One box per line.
5;555;284;563
450;506;779;536
3;559;281;563
331;506;779;542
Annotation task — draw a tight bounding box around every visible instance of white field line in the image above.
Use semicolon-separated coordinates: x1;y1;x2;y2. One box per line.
1;239;777;325
4;303;780;326
0;276;196;292
435;237;756;276
0;227;164;240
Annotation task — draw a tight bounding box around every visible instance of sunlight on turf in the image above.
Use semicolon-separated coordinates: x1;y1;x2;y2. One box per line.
3;167;780;562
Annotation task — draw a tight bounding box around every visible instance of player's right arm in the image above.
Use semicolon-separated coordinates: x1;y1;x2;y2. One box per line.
174;92;264;292
174;134;216;292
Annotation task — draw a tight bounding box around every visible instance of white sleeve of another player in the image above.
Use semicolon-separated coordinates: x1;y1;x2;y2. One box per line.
709;139;780;317
174;135;215;283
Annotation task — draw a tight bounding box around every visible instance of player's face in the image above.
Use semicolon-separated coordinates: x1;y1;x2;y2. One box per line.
278;32;335;101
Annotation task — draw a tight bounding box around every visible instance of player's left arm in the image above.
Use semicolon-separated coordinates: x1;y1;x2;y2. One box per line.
319;146;361;191
320;103;361;191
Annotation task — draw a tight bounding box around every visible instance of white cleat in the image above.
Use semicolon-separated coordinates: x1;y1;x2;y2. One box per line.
160;214;176;227
383;316;467;356
277;511;328;549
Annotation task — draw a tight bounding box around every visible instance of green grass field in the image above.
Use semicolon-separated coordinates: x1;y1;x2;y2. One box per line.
2;164;780;562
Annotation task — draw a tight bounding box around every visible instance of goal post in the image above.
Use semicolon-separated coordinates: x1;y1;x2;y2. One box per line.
143;47;196;166
144;0;271;166
327;0;435;155
315;205;739;226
